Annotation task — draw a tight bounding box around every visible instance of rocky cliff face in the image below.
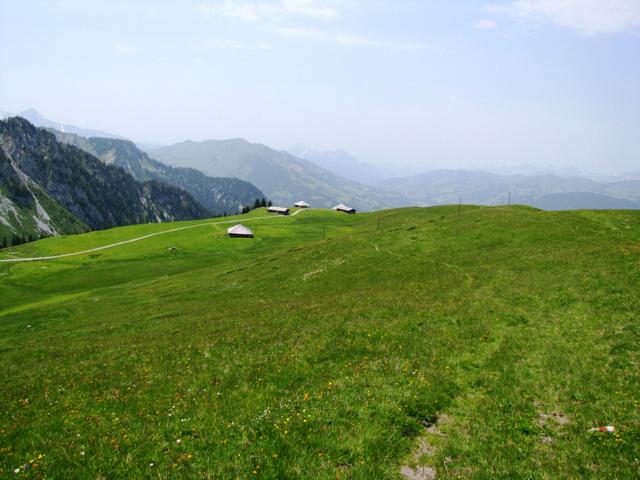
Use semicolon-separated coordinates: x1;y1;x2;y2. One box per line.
0;141;88;243
0;117;209;244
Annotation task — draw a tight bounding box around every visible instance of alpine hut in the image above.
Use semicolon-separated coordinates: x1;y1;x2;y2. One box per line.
294;201;310;209
227;224;254;238
267;206;290;215
333;203;356;214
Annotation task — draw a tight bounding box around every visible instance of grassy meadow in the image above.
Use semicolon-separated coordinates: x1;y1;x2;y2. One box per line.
0;206;638;479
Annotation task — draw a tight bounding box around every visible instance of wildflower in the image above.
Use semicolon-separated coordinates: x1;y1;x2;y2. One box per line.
80;451;85;456
149;462;155;467
14;468;20;473
176;439;182;444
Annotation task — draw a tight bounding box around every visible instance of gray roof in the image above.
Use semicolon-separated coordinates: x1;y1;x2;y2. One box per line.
227;224;253;236
268;206;289;213
333;203;355;212
294;201;310;207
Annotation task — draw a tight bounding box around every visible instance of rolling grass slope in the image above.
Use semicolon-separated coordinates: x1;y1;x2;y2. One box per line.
0;206;638;479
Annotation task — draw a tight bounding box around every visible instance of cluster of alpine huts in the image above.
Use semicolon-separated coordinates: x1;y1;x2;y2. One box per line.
226;201;356;238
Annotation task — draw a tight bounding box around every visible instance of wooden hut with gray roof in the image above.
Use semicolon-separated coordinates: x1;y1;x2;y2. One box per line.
227;224;254;238
333;203;356;214
267;206;290;215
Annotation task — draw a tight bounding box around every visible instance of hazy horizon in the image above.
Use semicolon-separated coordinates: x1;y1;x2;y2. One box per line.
1;1;639;174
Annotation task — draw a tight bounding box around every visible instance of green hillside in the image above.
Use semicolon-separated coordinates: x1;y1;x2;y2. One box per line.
0;206;638;478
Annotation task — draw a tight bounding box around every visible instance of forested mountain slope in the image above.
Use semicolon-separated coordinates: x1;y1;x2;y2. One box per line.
0;117;209;244
52;131;265;215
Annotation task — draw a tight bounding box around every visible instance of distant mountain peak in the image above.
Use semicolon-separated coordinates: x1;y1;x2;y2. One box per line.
150;139;405;211
18;107;43;117
14;108;127;140
287;144;386;186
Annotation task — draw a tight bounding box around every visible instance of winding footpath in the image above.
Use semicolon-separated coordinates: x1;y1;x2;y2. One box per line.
0;209;306;264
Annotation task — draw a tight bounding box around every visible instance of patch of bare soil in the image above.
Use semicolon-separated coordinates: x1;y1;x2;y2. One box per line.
536;405;570;445
400;415;450;480
537;411;570;428
400;465;437;480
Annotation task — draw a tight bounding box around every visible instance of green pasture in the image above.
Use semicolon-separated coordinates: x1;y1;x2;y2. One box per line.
0;206;638;478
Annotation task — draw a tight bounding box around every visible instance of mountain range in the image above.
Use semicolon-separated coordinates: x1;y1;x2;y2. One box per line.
287;144;386;186
13;108;126;140
50;130;265;216
378;170;640;210
150;139;406;211
3;108;640;231
8;109;406;211
0;117;210;244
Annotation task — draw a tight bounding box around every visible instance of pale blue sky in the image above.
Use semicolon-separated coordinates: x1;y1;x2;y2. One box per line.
1;0;639;173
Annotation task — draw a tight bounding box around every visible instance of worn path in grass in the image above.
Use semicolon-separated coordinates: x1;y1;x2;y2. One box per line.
0;208;307;263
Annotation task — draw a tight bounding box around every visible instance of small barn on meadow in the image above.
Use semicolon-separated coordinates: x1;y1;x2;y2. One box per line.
268;206;290;215
333;203;356;214
294;201;310;209
227;224;254;238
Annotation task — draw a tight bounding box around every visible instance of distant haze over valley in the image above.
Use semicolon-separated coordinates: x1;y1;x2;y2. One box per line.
3;1;639;177
287;144;387;186
3;109;640;215
4;107;639;183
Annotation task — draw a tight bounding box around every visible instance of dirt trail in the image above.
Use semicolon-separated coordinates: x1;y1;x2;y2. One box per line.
0;209;306;264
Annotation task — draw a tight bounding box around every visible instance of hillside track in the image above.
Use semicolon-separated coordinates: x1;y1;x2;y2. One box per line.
0;208;306;263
